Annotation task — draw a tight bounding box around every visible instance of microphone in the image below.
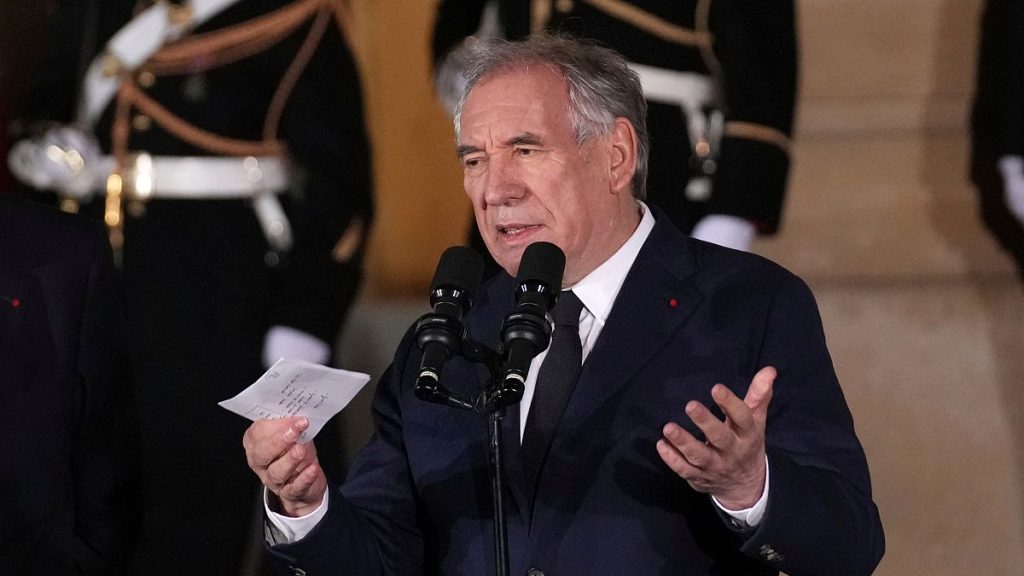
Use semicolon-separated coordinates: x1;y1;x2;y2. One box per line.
493;242;566;409
414;246;484;410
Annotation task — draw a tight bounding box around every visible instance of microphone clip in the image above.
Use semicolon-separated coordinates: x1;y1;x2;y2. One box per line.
414;312;465;361
412;241;564;416
413;311;476;411
488;309;551;411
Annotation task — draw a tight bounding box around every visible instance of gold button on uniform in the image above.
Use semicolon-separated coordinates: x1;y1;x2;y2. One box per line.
167;4;194;26
137;70;156;88
132;114;152;131
100;53;123;78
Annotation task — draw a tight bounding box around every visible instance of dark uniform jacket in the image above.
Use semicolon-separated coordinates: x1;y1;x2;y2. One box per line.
433;0;797;235
970;0;1024;275
10;1;373;573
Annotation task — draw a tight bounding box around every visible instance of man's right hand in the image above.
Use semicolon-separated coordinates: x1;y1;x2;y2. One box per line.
243;417;327;517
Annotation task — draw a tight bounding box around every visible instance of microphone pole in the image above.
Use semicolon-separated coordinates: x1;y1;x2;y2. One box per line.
411;242;565;576
488;241;565;576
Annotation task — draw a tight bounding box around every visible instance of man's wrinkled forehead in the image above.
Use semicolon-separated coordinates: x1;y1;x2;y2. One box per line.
458;60;566;112
457;66;570;136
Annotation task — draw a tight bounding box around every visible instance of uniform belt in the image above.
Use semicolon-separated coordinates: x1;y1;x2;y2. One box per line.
111;154;290;199
627;63;721;203
627;62;716;110
102;154;294;252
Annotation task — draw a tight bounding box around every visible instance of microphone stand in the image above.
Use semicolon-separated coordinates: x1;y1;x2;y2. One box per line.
414;334;523;576
413;241;560;576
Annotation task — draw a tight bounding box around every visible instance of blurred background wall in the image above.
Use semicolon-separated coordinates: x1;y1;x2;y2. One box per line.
3;0;1023;574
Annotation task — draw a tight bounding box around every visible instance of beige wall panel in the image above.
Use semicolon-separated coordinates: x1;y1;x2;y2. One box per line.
753;133;1017;279
797;0;983;134
817;280;1024;575
349;0;470;297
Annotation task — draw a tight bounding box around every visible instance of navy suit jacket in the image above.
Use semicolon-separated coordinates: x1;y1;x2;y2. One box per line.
0;197;137;574
269;211;884;575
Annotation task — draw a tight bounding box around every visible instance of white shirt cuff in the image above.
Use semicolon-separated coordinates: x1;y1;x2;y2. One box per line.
265;488;330;544
711;455;770;528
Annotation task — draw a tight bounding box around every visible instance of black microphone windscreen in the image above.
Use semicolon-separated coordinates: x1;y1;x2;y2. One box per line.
431;246;485;293
515;242;565;289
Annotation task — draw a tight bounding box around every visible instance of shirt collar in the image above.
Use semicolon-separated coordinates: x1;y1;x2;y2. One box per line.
568;201;655;324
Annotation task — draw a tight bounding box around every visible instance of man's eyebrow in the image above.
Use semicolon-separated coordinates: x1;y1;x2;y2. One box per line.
456;133;544;158
456;144;479;159
509;133;542;147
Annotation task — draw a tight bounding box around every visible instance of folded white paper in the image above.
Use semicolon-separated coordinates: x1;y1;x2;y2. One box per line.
219;357;371;443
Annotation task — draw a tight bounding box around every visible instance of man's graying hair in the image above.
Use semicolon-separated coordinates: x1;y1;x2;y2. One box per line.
453;33;649;200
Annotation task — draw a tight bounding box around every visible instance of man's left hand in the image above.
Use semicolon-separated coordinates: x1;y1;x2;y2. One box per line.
656;366;776;509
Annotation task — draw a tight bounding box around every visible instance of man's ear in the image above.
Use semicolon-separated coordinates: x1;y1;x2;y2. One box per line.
608;117;638;195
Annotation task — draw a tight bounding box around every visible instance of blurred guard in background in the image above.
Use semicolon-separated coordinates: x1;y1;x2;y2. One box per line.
971;0;1024;280
432;0;797;256
6;0;374;573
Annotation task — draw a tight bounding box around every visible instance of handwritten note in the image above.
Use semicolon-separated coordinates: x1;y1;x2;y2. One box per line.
219;357;371;443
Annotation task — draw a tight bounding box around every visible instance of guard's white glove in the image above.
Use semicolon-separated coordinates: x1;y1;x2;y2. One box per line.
262;325;331;369
7;125;105;198
998;155;1024;226
691;214;756;252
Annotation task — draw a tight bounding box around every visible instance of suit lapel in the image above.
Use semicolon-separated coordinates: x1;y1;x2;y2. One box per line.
552;213;704;461
473;215;707;531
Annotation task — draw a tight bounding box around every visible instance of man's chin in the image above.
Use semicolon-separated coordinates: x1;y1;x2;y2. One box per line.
486;233;558;277
486;245;525;279
494;253;521;278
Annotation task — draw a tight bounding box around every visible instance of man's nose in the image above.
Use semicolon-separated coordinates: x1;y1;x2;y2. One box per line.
483;157;525;206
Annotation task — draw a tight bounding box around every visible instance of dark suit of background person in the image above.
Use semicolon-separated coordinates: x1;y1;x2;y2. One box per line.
432;0;798;254
1;96;12;192
971;0;1024;280
248;36;882;576
5;0;374;573
0;195;137;575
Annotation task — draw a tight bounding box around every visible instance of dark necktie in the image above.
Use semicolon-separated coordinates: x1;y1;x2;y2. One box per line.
521;290;585;494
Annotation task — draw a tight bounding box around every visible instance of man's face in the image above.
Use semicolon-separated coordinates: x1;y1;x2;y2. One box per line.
458;67;637;285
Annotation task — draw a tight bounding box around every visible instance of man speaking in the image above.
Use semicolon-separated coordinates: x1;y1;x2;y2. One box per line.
243;34;884;575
